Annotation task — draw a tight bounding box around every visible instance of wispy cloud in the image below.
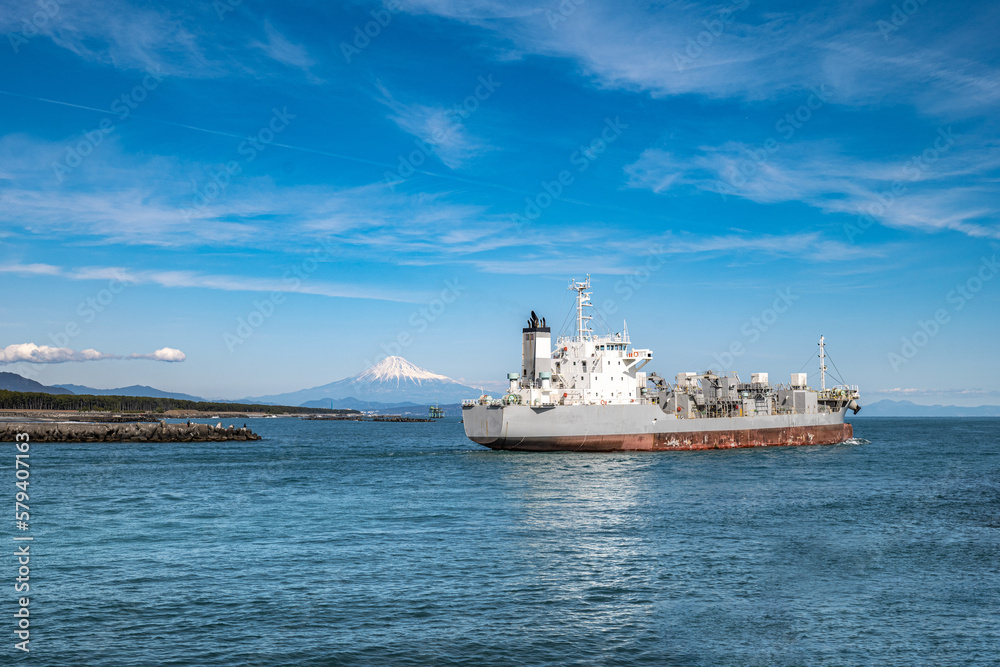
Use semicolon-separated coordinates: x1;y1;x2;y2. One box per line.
1;128;899;285
404;0;818;99
0;262;426;304
0;0;213;76
0;263;61;276
250;20;319;80
624;140;1000;241
376;82;492;169
0;134;508;253
0;1;325;80
404;0;1000;117
460;228;888;276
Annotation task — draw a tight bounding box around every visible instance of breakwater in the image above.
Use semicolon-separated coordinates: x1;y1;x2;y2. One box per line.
0;421;260;442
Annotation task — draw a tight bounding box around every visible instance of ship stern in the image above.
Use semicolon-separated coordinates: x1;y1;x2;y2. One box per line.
462;403;506;449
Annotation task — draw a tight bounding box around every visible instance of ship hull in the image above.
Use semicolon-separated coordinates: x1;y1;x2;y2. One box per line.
463;403;853;452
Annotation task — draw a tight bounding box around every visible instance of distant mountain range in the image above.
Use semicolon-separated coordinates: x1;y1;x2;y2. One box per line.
853;399;1000;417
242;356;483;406
55;384;206;402
0;372;73;395
0;374;205;401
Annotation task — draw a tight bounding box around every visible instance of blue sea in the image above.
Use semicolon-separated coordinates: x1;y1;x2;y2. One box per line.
7;417;999;665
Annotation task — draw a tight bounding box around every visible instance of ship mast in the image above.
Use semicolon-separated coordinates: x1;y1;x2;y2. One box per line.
818;335;827;391
569;275;593;341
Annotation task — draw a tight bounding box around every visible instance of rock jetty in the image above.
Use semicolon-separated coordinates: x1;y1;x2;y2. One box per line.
0;421;260;443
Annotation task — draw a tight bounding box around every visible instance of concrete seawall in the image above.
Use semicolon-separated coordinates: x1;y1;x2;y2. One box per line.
0;421;261;443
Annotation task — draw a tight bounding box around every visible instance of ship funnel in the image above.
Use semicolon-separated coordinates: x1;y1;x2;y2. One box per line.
847;399;860;415
521;311;552;384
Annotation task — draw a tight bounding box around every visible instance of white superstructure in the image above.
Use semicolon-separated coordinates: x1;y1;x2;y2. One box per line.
509;276;652;407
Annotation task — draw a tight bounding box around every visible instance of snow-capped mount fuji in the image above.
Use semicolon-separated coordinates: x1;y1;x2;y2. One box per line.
353;356;455;385
242;356;484;406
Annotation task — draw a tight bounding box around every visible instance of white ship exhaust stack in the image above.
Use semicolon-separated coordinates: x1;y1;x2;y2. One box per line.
521;311;552;385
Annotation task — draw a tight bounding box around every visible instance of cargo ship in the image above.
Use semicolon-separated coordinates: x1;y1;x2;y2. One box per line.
463;276;860;452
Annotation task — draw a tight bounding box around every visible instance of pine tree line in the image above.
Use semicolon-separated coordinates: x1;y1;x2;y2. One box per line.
0;389;340;414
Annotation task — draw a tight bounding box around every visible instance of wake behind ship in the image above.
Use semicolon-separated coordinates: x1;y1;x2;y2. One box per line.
463;277;860;452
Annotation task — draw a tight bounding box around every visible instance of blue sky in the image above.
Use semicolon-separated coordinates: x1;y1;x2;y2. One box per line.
0;0;997;404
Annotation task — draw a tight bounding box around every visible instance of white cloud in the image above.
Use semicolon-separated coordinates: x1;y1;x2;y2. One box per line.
0;343;185;364
0;344;117;363
129;347;186;362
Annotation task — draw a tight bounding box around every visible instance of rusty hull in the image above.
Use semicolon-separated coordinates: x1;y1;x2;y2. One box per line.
476;422;853;452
